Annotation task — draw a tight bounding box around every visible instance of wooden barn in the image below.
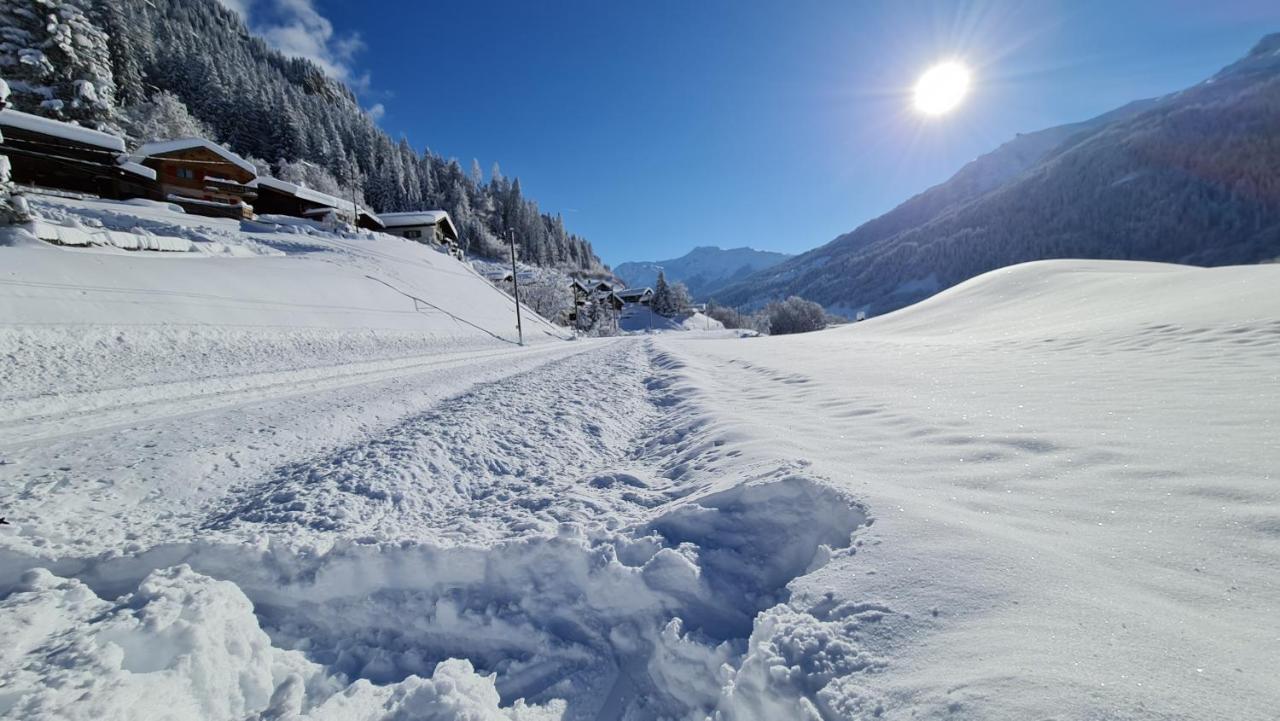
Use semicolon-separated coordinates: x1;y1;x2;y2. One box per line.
0;109;156;199
251;175;384;229
129;138;257;219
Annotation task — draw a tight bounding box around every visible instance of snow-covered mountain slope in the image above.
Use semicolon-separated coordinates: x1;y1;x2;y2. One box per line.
717;33;1280;316
660;259;1280;719
0;195;565;443
1;254;1276;720
613;246;791;300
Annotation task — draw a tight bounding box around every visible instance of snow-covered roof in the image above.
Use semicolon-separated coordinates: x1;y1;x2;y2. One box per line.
253;175;353;213
616;287;653;300
0;109;125;152
132;138;257;177
254;176;381;226
116;157;157;180
379;210;458;240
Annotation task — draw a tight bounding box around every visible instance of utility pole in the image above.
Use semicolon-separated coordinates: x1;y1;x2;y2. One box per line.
346;156;359;229
508;229;524;346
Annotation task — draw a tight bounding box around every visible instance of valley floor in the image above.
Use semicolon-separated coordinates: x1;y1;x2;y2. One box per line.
1;250;1278;720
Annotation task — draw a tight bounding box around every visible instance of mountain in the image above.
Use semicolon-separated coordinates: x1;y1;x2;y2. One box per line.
0;0;604;271
614;246;792;299
717;34;1280;317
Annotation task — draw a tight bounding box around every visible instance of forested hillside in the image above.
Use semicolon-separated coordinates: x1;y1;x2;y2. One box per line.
0;0;603;270
718;34;1280;316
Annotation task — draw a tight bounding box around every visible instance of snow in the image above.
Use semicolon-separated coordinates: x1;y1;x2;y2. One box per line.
379;210;451;227
131;137;257;177
115;157;157;180
0;108;126;152
252;175;360;217
619;304;724;333
1;233;1277;721
167;193;247;209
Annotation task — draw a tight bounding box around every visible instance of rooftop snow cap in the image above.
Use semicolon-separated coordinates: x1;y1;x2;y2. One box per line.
0;109;126;152
130;138;257;177
378;210;459;240
252;175;357;214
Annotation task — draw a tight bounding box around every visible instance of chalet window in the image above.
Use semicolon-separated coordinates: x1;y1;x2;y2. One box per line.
405;230;422;239
177;167;196;180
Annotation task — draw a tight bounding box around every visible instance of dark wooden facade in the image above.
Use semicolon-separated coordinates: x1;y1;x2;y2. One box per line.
0;120;156;200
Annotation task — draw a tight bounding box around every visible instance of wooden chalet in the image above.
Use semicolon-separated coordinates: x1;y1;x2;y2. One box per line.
380;210;460;247
251;175;384;229
616;287;654;306
0;109;156;200
571;278;594;305
569;278;624;322
130;138;257;219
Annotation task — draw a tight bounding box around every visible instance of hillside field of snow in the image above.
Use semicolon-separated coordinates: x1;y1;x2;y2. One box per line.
1;201;1277;721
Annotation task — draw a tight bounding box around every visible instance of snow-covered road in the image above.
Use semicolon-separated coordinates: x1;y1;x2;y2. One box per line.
1;333;868;720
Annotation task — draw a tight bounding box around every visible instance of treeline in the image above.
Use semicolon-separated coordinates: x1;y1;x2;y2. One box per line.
0;0;603;270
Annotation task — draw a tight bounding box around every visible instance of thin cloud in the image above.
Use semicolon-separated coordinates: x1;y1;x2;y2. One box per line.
366;103;386;121
216;0;251;18
223;0;371;90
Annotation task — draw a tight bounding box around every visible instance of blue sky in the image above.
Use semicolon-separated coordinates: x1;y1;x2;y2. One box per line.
237;1;1278;266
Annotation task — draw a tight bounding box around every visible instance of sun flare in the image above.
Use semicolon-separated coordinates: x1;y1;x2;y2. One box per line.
914;61;970;116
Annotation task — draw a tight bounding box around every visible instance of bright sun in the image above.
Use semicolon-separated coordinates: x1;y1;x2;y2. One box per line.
914;61;970;116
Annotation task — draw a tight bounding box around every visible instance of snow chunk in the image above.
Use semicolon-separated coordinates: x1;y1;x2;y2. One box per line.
0;565;564;721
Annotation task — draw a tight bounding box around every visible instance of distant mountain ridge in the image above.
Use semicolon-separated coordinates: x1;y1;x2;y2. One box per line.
614;246;792;300
717;33;1280;316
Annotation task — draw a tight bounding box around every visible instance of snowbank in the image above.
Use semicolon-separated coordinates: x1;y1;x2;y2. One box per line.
0;565;563;721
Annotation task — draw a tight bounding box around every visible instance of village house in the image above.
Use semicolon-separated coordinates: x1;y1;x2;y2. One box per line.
616;287;654;306
571;278;594;305
250;175;384;229
0;109;156;200
379;210;461;253
569;278;624;323
130;138;257;219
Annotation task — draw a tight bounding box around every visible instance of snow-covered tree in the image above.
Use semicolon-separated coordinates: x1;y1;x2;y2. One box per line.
274;159;350;201
651;272;691;316
764;296;827;335
120;91;212;143
0;0;116;126
651;271;672;315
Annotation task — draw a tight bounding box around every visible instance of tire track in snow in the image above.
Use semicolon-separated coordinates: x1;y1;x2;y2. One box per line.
2;337;877;721
203;338;695;546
